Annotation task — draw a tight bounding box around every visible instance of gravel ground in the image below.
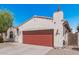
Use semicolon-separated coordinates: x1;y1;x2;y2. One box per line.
46;46;79;55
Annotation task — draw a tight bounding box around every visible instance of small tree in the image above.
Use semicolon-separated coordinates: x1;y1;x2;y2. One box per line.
77;24;79;32
0;9;14;42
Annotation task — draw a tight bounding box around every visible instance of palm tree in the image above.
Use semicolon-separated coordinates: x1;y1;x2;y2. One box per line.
0;9;14;42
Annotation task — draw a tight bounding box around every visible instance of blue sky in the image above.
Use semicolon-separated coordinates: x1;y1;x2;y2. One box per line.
0;4;79;32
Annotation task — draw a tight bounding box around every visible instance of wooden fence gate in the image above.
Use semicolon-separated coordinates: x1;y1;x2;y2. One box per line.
68;32;78;46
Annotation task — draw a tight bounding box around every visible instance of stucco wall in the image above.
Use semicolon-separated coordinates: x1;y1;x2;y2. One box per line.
7;27;18;42
53;11;64;48
19;18;54;31
63;26;69;47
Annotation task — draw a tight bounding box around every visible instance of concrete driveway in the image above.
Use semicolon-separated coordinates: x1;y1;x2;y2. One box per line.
1;43;79;55
0;43;52;55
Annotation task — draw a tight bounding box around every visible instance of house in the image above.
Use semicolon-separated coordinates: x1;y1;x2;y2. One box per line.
5;6;71;48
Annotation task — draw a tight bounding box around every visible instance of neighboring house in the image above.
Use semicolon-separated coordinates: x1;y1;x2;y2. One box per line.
5;7;71;48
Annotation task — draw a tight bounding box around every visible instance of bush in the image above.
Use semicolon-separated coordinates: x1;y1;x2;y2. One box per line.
0;36;4;43
77;25;79;32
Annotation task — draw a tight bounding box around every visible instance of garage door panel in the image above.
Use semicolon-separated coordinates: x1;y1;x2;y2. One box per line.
23;30;54;47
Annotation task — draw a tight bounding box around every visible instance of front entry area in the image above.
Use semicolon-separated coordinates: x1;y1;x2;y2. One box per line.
9;31;15;42
23;29;54;47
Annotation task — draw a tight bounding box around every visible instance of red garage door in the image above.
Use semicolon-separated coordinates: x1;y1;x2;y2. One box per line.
23;29;54;47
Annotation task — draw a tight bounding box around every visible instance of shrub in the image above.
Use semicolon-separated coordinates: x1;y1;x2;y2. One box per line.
77;25;79;32
0;36;4;43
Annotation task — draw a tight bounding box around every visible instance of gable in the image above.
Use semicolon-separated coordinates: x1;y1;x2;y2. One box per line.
18;16;55;31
